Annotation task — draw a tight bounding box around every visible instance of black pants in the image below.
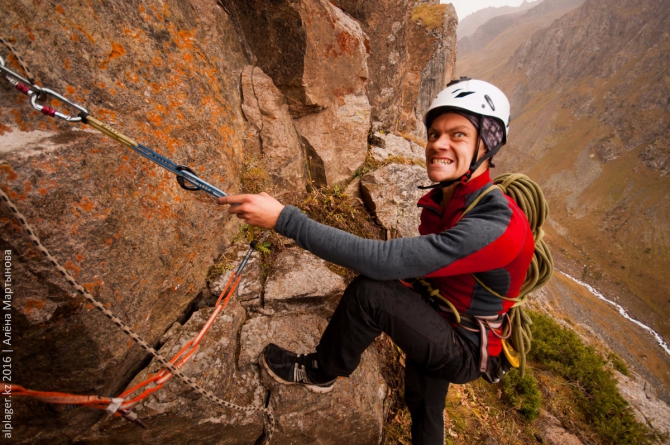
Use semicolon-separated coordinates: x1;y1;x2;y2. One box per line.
316;276;481;445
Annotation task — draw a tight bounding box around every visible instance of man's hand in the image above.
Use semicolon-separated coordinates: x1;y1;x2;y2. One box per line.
217;192;285;230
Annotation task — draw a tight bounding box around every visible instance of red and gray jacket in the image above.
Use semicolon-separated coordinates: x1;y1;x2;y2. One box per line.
275;170;534;361
415;170;535;360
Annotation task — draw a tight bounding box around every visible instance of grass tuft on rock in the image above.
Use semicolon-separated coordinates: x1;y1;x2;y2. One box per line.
411;4;448;30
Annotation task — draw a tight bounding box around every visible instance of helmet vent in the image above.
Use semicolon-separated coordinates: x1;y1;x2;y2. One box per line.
455;91;475;98
485;94;496;111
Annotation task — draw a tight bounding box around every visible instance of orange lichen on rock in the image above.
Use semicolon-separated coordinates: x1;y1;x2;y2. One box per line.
64;260;81;277
99;42;126;69
0;165;19;181
147;111;163;127
24;27;36;42
10;109;31;132
24;299;45;314
37;187;48;196
82;279;103;293
74;197;95;213
72;25;95;45
336;31;358;55
0;123;12;135
94;108;118;122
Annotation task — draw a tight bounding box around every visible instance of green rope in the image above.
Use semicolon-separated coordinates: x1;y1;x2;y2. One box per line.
490;173;553;376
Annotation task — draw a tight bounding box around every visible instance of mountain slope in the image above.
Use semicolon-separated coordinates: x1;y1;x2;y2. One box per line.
457;0;670;392
457;0;584;59
456;0;540;39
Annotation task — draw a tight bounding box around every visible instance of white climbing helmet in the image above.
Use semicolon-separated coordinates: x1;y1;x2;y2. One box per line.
424;77;511;141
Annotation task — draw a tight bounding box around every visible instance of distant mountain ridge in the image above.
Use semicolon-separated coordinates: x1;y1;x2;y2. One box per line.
457;0;584;57
456;0;539;38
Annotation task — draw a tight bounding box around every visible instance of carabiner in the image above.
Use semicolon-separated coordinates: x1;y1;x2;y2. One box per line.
0;55;34;88
175;165;201;191
29;87;88;123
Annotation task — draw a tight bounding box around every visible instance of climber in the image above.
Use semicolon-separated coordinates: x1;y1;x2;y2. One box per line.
217;78;535;445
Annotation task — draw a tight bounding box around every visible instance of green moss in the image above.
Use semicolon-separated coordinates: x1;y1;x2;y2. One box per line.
412;4;448;30
607;352;629;376
501;368;542;421
528;311;653;445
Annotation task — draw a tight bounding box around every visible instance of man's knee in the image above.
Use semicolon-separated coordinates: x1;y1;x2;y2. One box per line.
343;275;388;309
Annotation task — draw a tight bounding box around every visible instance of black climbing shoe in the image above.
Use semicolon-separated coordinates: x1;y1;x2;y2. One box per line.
260;343;337;394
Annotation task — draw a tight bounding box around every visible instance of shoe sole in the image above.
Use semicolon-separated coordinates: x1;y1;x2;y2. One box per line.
260;353;335;394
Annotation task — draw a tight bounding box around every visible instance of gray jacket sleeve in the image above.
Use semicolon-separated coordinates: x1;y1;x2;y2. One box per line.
274;202;511;281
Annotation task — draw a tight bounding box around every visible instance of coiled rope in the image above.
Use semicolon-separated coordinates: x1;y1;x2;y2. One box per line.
491;173;554;375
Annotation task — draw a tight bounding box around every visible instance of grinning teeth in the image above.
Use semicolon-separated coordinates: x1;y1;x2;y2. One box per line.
432;158;452;165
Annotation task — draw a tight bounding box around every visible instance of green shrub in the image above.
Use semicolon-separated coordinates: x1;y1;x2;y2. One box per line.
607;351;629;376
501;368;542;421
528;311;653;445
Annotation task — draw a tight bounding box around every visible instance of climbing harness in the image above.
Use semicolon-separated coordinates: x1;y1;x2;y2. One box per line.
415;173;553;378
0;41;275;441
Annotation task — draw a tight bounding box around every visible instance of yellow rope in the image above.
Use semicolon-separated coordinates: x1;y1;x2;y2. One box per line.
417;279;461;324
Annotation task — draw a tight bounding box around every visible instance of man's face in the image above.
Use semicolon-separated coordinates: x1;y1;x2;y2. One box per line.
425;113;479;183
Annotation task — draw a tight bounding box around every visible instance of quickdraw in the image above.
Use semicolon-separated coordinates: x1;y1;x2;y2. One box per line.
0;43;275;441
0;55;227;198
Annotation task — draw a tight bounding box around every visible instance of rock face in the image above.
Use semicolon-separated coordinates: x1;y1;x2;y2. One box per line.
615;371;670;442
0;0;458;442
264;249;346;317
535;410;584;445
228;0;371;186
360;163;427;237
74;298;265;445
209;241;264;309
241;313;385;445
369;132;425;163
0;1;248;440
334;1;458;137
240;66;306;195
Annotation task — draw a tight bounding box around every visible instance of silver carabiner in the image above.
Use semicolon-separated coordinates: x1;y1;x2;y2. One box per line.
0;55;41;97
29;87;88;123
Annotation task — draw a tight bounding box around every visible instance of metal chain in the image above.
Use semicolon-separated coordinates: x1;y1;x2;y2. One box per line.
0;35;36;85
0;187;274;442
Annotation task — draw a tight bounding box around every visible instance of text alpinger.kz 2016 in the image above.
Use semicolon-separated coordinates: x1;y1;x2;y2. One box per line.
3;250;12;439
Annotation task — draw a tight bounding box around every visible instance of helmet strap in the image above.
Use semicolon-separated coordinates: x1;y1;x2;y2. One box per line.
468;141;504;174
459;114;485;184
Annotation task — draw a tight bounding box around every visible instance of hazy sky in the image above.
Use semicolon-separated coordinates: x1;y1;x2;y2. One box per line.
443;0;542;21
